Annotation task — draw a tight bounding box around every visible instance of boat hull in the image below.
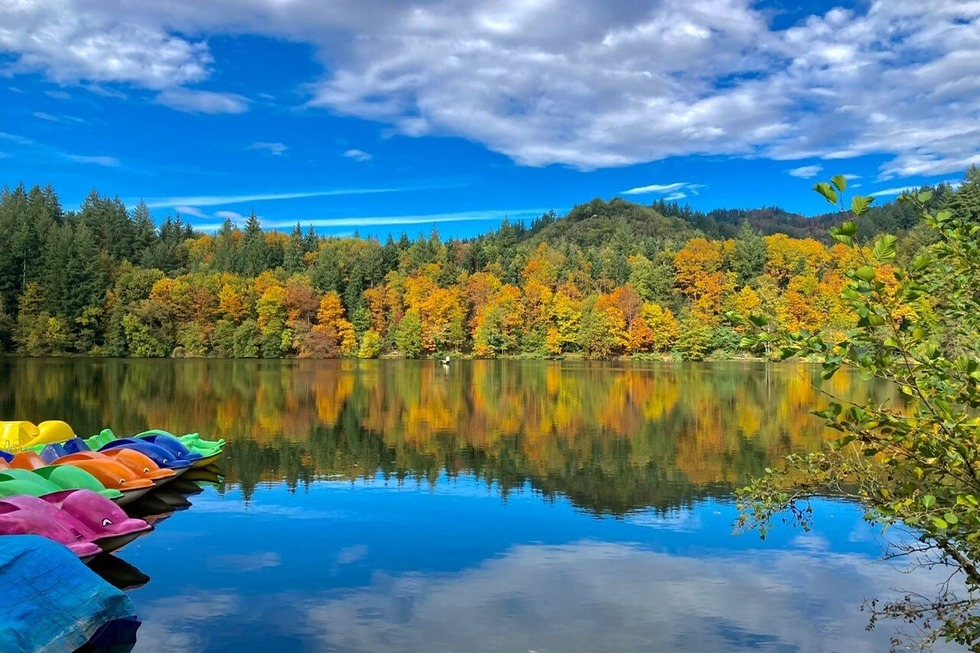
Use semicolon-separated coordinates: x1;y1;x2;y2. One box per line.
116;487;152;506
94;530;147;554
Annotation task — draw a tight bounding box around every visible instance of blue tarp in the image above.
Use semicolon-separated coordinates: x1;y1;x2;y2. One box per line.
0;535;137;653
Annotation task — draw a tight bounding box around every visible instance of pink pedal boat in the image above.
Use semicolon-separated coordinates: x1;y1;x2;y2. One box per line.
0;490;151;556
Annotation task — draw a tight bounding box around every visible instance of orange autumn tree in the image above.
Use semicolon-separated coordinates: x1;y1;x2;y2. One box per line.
297;291;356;357
473;284;524;357
673;237;731;318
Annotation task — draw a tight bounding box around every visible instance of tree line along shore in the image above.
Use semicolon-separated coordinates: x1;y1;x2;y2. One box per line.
0;172;974;360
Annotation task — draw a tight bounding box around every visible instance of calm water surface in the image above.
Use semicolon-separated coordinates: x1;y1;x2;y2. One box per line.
0;359;953;652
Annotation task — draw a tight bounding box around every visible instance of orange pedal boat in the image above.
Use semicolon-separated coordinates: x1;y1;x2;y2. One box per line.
10;452;155;505
62;450;175;486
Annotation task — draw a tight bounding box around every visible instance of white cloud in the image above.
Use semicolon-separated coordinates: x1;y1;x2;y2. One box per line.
788;165;822;179
32;111;85;124
622;182;687;195
342;148;372;162
214;210;246;222
142;182;457;209
870;185;916;198
155;89;249;114
1;131;119;167
621;181;704;197
871;177;963;197
261;207;553;230
66;153;120;167
0;0;210;88
0;132;34;145
174;205;209;219
248;141;288;156
2;1;979;177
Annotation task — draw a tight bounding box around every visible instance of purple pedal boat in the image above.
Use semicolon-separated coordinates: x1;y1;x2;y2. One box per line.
0;502;101;561
0;490;151;555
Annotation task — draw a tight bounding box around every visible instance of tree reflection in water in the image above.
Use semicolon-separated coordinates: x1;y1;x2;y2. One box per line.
0;359;893;514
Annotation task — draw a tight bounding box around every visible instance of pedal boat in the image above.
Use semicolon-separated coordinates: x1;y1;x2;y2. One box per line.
0;466;122;502
0;501;101;562
41;444;176;487
0;492;151;554
10;451;155;505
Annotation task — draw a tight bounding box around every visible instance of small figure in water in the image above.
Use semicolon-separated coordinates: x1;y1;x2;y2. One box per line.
441;355;450;366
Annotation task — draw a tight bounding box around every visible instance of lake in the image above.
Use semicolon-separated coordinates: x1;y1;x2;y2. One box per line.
0;358;955;652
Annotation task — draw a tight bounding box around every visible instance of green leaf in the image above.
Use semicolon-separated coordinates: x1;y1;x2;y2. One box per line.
932;517;948;529
911;254;931;271
917;190;933;204
838;221;857;237
922;494;936;508
855;265;876;282
778;347;798;360
813;182;838;205
850;195;874;216
945;512;959;525
871;235;898;261
831;175;847;193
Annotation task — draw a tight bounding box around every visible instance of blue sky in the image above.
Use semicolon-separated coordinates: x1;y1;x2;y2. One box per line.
1;0;977;238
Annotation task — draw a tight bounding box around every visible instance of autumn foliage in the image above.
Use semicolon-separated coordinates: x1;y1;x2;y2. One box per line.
1;179;966;360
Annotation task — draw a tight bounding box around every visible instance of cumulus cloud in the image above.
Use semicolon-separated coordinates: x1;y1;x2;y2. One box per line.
303;0;980;176
788;165;822;178
342;148;372;162
0;0;210;88
1;1;978;177
248;141;288;156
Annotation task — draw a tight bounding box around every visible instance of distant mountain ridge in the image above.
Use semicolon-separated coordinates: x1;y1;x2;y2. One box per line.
516;186;951;249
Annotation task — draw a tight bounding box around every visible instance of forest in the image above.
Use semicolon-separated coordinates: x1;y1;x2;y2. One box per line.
0;171;974;360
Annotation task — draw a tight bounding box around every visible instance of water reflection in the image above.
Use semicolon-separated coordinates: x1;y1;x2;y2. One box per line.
1;359;941;652
121;481;956;653
299;540;919;653
88;554;151;591
0;359;893;514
